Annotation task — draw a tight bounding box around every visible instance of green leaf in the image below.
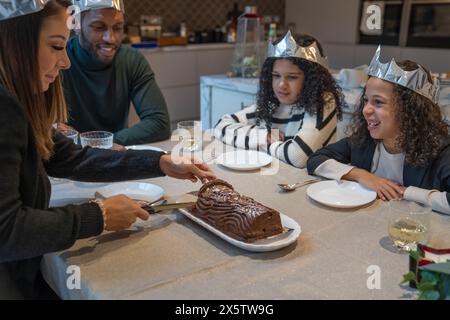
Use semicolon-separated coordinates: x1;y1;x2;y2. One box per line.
419;290;440;300
417;282;436;292
420;271;438;285
401;272;417;284
410;250;422;261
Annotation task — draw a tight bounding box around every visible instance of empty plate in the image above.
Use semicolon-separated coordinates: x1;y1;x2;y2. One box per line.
306;180;376;208
126;145;165;152
96;182;164;202
215;150;272;171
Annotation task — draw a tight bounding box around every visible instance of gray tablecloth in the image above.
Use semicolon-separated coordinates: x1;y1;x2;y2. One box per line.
41;139;450;300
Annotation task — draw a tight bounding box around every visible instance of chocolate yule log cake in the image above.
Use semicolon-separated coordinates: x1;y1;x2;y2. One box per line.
191;179;283;243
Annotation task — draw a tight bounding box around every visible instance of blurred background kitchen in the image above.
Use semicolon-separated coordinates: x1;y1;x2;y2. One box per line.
120;0;450;133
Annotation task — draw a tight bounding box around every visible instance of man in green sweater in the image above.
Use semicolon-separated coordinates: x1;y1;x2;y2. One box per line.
61;0;170;146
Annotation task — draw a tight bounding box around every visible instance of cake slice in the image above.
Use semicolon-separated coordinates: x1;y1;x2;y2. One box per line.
191;179;283;243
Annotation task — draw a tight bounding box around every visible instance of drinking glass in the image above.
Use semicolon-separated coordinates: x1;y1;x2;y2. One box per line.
387;199;431;252
60;129;79;144
177;120;201;152
80;131;113;149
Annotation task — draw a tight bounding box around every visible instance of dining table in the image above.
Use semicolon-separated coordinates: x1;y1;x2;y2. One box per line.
41;137;450;300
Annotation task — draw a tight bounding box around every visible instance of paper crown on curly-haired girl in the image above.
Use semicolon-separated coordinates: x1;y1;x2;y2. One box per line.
367;45;440;103
267;30;328;69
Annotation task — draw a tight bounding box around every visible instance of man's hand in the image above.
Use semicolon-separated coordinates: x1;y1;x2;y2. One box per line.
159;155;217;183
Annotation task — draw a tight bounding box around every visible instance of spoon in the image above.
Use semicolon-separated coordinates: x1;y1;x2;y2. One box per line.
278;178;322;191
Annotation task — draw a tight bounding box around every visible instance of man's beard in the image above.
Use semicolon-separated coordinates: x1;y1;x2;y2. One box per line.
79;29;118;64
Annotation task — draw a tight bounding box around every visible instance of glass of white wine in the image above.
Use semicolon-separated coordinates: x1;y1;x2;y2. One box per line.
177;120;201;152
387;199;431;252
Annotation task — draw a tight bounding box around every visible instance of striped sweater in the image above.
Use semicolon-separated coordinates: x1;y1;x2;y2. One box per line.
214;94;338;168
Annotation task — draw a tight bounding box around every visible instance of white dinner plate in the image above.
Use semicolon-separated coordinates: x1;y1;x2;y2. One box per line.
96;182;164;202
215;150;272;171
50;181;164;207
179;208;301;252
306;180;376;208
126;145;165;152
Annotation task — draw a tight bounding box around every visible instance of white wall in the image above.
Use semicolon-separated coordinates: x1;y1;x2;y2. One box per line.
128;45;235;129
285;0;450;72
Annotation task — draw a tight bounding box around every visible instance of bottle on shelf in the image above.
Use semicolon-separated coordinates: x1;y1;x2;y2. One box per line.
268;23;277;42
225;2;241;44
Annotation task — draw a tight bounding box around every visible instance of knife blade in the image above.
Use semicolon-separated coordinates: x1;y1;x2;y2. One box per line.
143;201;197;214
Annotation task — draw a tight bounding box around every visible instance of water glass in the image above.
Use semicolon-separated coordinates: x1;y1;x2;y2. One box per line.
60;129;79;144
177;120;201;152
387;199;431;252
80;131;113;149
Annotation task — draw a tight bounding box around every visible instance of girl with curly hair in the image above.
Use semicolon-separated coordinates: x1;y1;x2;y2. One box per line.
214;33;344;168
307;53;450;214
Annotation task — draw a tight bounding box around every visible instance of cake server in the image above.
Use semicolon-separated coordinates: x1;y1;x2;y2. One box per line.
94;191;194;214
142;201;196;214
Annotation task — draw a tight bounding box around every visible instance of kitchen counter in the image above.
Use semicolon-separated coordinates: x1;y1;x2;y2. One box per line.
135;42;234;53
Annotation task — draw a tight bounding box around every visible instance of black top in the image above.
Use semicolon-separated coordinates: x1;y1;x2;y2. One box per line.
0;85;166;298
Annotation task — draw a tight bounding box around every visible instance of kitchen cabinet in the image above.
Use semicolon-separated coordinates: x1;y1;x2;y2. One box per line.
200;75;258;130
285;0;450;72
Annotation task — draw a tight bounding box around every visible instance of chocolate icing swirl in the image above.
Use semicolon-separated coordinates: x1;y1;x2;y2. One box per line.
192;180;283;243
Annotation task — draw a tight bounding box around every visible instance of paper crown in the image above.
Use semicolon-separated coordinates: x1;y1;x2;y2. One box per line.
73;0;125;13
0;0;47;21
368;45;439;103
0;0;125;22
267;30;328;69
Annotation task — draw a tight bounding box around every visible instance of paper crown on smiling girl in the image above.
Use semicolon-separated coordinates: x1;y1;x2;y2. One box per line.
367;45;439;103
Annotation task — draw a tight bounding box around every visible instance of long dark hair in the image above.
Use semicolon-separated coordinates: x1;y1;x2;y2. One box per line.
256;34;344;126
348;60;449;167
0;0;71;160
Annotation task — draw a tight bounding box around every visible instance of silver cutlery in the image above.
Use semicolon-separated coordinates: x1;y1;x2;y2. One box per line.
277;178;322;192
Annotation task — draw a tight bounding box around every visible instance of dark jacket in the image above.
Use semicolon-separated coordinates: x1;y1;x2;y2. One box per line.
0;85;166;298
307;137;450;205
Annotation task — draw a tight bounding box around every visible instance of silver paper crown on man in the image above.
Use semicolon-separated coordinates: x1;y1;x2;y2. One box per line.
0;0;124;21
368;45;440;103
267;30;328;69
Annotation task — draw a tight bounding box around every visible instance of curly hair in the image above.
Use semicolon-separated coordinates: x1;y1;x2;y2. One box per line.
255;34;344;127
348;60;449;167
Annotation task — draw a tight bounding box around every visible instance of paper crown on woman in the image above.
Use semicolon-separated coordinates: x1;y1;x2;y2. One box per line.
368;45;439;103
0;0;47;21
267;30;328;69
0;0;124;22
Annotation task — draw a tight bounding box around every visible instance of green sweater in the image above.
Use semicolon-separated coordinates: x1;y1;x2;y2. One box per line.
62;37;170;145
